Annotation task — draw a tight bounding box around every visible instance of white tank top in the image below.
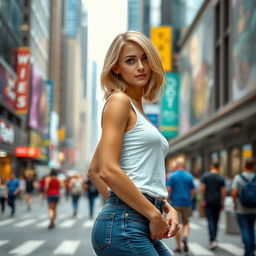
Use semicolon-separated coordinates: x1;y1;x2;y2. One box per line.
119;100;169;199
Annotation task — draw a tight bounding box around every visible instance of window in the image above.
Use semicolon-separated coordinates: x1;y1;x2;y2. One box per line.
214;0;230;109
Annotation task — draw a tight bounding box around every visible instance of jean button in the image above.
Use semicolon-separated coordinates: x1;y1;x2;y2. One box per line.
125;213;128;216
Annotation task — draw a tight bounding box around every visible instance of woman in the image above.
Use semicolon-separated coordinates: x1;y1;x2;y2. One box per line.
88;31;179;256
45;169;62;229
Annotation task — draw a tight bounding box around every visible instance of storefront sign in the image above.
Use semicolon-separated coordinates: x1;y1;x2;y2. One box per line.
0;120;15;145
15;147;40;158
15;47;30;114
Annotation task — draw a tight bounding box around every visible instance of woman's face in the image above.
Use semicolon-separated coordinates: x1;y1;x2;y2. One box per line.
114;41;152;89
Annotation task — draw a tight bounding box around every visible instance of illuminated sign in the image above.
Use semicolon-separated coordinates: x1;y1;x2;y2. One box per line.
15;147;40;158
15;47;30;114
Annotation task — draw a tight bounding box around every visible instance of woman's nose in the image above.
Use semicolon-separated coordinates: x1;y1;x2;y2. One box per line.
137;60;144;71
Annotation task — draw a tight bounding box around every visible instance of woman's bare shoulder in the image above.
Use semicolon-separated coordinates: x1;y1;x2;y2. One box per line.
105;92;131;112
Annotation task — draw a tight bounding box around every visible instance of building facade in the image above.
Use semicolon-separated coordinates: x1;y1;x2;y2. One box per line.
167;0;256;178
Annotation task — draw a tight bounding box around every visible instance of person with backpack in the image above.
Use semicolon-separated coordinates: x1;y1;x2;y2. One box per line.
69;173;84;217
232;157;256;256
84;175;99;219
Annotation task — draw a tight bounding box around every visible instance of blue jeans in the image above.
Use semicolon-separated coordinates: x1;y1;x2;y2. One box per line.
236;213;256;256
91;192;172;256
205;205;221;242
88;193;98;218
71;194;81;211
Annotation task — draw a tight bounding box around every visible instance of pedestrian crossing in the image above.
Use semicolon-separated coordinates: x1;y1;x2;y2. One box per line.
0;239;244;256
0;211;244;256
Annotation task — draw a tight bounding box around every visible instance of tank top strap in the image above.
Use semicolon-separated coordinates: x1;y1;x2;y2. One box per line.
129;99;142;121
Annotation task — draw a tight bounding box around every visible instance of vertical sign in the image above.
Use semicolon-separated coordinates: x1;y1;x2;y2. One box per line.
45;80;54;136
160;72;179;138
151;26;172;72
15;47;30;114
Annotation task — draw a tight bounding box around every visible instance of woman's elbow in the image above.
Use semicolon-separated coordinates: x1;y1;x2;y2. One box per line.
98;164;117;182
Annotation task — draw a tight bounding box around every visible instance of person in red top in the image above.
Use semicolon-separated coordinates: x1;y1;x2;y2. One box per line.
45;169;63;229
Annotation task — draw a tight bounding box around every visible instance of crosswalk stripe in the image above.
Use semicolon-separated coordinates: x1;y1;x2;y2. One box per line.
9;240;45;255
58;214;67;219
38;214;47;219
59;219;76;228
218;242;244;256
83;219;94;228
53;240;80;255
0;240;9;247
14;219;36;227
0;219;16;226
189;242;214;256
190;222;201;230
36;220;49;228
21;213;33;219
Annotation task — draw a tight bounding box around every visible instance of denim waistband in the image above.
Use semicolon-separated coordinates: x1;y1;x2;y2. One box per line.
107;192;165;213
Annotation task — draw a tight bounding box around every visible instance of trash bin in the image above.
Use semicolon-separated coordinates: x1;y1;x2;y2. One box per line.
224;196;240;235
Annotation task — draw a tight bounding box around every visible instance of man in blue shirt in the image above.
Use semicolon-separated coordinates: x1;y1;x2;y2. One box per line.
167;158;195;254
6;173;20;216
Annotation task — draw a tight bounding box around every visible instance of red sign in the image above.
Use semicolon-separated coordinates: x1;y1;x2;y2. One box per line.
15;147;40;158
15;47;30;114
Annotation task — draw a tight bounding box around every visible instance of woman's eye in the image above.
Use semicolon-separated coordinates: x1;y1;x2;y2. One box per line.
142;55;148;61
125;59;135;64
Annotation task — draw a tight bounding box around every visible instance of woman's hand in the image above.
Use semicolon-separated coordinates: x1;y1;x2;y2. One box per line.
162;201;179;239
149;211;170;240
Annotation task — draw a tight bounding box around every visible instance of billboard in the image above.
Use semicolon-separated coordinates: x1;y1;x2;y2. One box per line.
151;26;172;72
160;72;179;138
29;66;49;134
180;8;214;133
231;0;256;100
0;57;17;109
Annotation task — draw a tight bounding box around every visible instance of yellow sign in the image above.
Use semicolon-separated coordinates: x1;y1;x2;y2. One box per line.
151;26;172;71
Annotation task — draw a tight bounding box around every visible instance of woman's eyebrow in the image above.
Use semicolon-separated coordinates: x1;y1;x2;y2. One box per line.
124;55;136;58
124;53;146;59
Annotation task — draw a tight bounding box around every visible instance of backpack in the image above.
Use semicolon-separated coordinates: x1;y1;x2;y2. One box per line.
71;179;83;195
239;174;256;208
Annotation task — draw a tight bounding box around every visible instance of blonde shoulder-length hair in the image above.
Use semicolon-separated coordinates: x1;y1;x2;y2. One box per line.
101;31;165;102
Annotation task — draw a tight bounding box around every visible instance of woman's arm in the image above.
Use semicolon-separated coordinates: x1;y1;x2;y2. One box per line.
97;92;169;240
44;177;50;192
87;142;110;199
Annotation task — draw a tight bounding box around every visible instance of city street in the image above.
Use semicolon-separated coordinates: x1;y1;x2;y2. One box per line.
0;195;244;256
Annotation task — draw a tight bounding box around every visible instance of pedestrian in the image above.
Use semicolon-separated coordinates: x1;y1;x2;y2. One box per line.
69;173;84;217
87;31;179;256
166;157;196;254
6;173;20;216
39;175;46;203
84;175;99;219
24;170;35;211
0;177;6;215
45;168;63;229
19;176;25;200
192;169;201;214
200;160;226;250
231;157;256;256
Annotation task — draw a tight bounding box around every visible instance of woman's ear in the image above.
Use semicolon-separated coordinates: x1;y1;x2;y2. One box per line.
112;65;120;75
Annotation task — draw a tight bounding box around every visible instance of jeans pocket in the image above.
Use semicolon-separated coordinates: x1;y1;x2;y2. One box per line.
92;212;116;250
124;211;149;236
